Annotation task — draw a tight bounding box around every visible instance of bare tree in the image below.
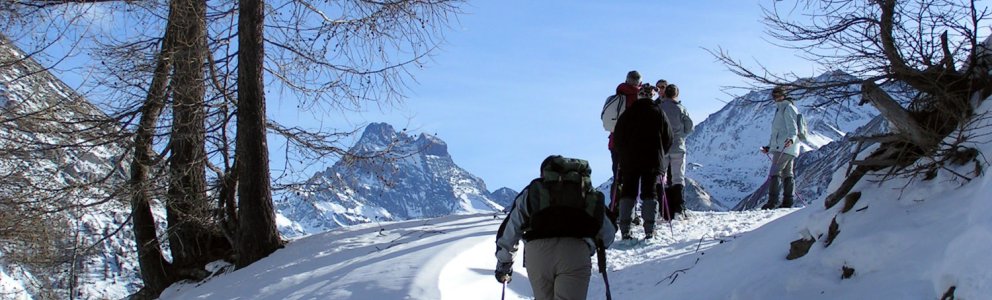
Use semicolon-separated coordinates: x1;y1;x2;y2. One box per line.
164;0;232;278
712;0;991;262
128;8;176;295
713;0;991;205
1;0;465;298
234;0;282;268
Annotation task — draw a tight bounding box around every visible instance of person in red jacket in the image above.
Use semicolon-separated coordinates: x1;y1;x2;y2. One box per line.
608;70;641;207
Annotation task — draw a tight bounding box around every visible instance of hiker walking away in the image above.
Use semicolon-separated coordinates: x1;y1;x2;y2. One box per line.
657;84;693;220
495;155;617;300
612;84;674;240
761;85;800;209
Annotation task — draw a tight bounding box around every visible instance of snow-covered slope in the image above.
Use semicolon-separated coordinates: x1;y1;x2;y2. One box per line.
0;35;140;299
160;96;992;300
623;95;992;299
687;71;878;208
276;123;504;235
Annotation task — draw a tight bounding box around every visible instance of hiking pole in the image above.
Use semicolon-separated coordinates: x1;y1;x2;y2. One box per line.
660;183;675;236
501;280;507;300
609;168;622;226
595;240;612;300
657;175;669;221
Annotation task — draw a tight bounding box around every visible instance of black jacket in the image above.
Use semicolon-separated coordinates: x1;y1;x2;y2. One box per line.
612;98;674;174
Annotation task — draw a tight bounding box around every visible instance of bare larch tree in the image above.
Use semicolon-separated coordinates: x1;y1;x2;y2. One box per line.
1;0;465;299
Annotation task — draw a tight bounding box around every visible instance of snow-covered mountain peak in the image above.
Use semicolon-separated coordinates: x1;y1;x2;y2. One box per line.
354;122;402;150
277;123;502;236
416;132;448;156
809;69;859;83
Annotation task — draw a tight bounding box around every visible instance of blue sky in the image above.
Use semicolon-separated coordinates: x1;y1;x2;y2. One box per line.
270;0;819;191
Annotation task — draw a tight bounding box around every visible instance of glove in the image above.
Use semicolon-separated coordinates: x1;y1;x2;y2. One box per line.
495;262;513;283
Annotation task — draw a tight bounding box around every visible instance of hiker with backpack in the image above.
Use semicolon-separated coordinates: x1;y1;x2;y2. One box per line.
612;84;674;240
656;84;694;220
494;155;617;300
605;70;643;188
760;85;801;209
601;70;644;227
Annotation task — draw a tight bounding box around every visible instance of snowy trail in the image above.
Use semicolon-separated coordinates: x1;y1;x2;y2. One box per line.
160;214;501;300
433;210;797;300
160;210;796;300
436;233;533;300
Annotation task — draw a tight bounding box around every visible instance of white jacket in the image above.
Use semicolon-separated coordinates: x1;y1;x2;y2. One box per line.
767;99;801;157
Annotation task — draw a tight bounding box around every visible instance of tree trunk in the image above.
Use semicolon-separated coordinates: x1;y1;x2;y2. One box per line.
166;0;227;275
235;0;282;268
861;81;937;149
129;11;177;294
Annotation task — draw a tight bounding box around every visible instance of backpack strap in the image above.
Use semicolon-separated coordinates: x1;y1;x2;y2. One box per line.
526;178;548;217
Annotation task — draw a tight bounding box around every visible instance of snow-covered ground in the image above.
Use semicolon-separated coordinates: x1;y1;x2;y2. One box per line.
159;99;992;300
160;210;795;300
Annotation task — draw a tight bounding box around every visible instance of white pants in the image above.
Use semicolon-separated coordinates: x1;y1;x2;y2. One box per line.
663;152;687;186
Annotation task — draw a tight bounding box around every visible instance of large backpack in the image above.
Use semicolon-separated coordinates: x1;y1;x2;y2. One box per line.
600;93;627;132
523;156;606;241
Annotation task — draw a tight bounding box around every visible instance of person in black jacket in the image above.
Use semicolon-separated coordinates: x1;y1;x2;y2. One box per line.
612;84;674;240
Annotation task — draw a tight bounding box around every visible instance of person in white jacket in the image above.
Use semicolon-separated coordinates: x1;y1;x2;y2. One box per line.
761;85;800;209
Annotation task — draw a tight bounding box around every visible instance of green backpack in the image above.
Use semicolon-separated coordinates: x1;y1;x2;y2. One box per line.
523;155;606;240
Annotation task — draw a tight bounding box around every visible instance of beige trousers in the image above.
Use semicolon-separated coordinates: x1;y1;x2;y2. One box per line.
663;152;687;186
523;237;592;300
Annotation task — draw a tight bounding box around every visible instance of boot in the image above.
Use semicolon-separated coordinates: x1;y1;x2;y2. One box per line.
780;177;795;208
671;184;685;216
618;197;635;237
762;176;781;210
641;198;658;236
